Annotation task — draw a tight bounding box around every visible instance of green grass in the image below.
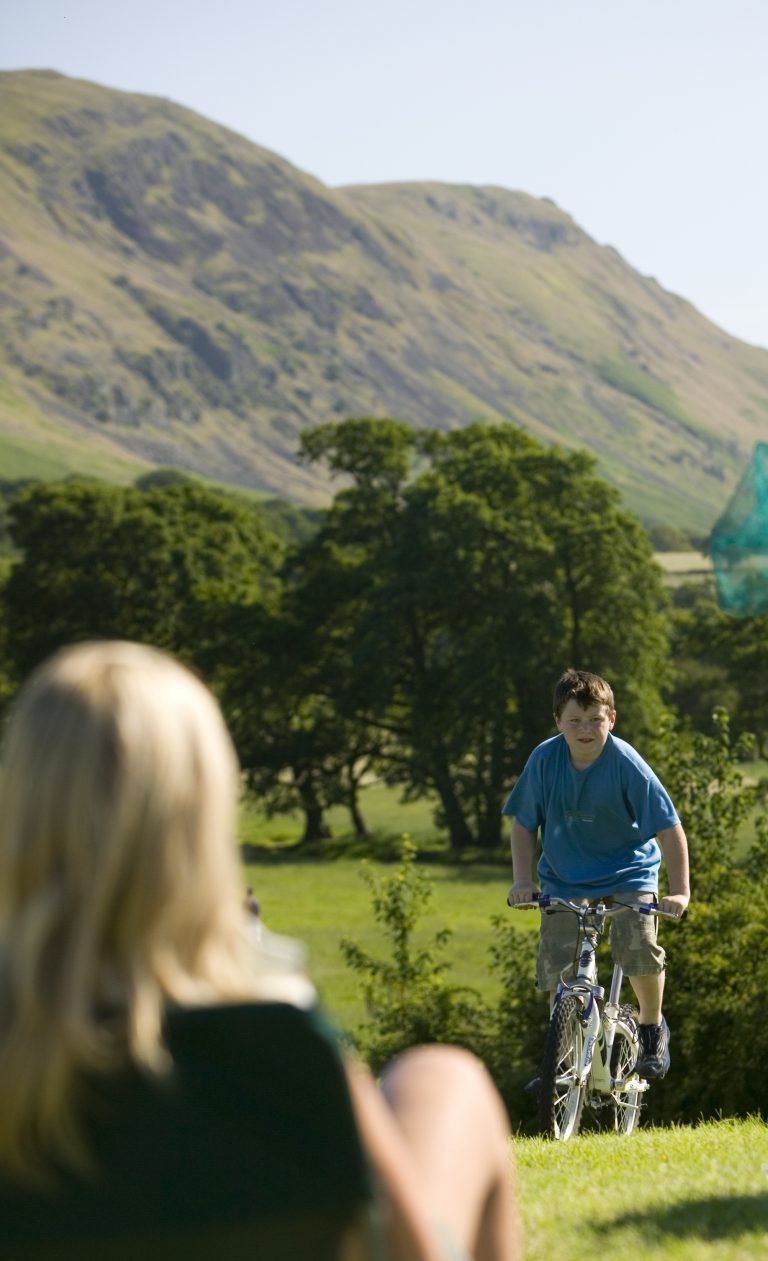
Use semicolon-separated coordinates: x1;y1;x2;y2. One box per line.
239;786;523;1031
240;852;525;1033
596;357;697;431
0;430;148;485
515;1117;768;1259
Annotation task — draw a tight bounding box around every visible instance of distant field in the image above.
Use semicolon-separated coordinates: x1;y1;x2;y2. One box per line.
239;781;445;850
655;551;713;584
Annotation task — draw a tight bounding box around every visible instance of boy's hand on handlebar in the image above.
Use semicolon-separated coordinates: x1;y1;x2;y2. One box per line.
507;881;540;907
660;892;689;918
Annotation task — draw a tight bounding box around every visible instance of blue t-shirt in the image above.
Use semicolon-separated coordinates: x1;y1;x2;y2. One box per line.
501;732;679;898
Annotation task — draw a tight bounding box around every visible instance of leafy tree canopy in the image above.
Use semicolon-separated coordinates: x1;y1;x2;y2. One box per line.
288;419;670;848
2;479;283;682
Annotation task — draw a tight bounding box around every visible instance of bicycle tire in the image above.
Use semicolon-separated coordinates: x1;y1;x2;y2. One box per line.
609;1006;642;1135
538;994;586;1140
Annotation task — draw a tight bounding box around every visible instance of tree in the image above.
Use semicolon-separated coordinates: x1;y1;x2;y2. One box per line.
296;419;670;849
668;578;768;753
2;479;282;683
218;600;386;845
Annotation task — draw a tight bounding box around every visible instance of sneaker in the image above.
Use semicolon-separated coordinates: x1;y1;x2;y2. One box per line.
635;1017;671;1079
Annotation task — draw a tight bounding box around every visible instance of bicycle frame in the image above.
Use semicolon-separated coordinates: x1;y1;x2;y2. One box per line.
549;900;642;1093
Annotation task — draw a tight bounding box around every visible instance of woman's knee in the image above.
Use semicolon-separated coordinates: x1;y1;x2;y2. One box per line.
382;1044;509;1135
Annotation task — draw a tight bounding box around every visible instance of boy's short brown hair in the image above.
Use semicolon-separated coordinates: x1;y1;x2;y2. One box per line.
553;669;615;718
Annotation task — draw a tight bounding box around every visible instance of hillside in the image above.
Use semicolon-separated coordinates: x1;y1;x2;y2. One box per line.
2;69;768;528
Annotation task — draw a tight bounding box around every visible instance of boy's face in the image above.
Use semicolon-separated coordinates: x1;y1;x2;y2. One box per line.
555;699;616;767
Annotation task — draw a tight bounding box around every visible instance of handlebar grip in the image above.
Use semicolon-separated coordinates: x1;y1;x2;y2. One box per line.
638;904;687;920
507;893;548;910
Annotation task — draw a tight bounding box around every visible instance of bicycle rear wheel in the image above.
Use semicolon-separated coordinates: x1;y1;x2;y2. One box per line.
538;994;586;1140
609;1007;642;1134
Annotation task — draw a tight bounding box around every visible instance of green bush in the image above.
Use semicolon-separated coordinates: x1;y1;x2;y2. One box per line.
340;837;547;1129
340;838;489;1071
644;710;768;1122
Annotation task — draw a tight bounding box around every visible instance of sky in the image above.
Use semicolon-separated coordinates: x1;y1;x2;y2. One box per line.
3;0;768;349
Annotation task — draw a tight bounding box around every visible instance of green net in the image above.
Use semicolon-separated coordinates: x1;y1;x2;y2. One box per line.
710;442;768;615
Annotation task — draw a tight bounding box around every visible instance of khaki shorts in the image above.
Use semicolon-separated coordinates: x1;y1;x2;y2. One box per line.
535;893;666;991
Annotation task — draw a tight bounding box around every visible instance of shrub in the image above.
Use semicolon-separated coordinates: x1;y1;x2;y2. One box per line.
340;837;547;1128
644;710;768;1122
339;838;488;1073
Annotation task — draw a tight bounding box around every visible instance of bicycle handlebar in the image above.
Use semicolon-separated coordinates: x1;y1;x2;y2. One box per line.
508;893;684;920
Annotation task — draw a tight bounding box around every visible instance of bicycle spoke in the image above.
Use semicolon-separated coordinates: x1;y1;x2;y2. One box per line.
609;1011;644;1134
539;995;586;1140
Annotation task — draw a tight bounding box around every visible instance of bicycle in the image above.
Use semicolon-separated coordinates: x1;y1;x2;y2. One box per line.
510;894;680;1140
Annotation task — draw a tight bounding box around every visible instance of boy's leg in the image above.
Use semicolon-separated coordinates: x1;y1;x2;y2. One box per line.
536;905;582;993
611;897;671;1078
381;1045;522;1261
627;970;665;1024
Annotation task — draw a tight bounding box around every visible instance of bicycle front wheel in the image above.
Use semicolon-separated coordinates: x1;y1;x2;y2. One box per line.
538;995;586;1140
609;1008;643;1134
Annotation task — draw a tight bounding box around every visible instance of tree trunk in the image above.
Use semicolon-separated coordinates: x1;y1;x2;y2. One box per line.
476;716;507;850
431;759;474;850
296;771;330;844
348;790;369;838
477;808;503;850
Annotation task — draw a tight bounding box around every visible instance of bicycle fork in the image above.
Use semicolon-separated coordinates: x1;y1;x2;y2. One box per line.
570;964;631;1092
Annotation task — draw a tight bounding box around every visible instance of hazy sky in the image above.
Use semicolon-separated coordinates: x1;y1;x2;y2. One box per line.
4;0;767;348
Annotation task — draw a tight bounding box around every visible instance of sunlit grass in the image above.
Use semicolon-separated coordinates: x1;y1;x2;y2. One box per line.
515;1117;768;1260
239;784;528;1030
240;853;527;1033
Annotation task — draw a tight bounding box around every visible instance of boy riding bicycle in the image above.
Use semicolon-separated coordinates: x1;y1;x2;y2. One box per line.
504;669;690;1079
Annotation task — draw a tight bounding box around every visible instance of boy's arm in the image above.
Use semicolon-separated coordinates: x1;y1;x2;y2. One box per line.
506;821;540;906
657;823;690;916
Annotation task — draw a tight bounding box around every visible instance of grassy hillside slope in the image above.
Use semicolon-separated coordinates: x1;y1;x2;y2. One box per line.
2;70;768;529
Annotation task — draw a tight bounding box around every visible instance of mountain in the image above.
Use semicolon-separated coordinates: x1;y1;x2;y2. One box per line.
1;68;768;530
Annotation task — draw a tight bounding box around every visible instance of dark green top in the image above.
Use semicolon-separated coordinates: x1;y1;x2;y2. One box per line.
0;1002;373;1259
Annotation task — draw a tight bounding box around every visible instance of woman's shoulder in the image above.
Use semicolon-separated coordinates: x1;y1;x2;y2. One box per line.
165;999;340;1063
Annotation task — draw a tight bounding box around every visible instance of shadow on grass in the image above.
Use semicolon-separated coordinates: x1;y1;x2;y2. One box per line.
241;834;509;868
609;1193;768;1241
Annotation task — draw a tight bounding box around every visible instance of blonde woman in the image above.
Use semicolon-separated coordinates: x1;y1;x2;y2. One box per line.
0;641;521;1261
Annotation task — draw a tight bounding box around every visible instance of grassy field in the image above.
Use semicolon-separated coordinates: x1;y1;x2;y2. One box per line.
654;551;713;588
239;782;446;851
241;851;526;1033
515;1117;768;1259
239;783;534;1032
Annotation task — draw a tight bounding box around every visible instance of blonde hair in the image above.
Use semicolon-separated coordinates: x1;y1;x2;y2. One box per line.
0;641;257;1182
